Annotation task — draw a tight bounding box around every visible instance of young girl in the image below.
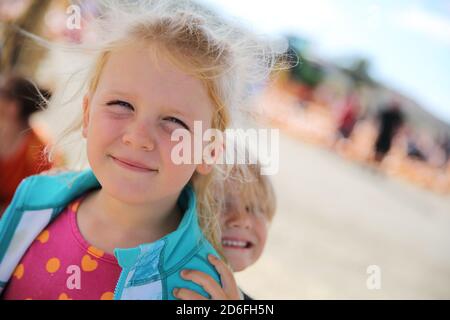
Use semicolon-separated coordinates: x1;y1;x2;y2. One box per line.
174;163;277;300
0;0;284;300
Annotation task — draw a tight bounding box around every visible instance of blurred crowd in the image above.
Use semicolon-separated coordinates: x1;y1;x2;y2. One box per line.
255;40;450;194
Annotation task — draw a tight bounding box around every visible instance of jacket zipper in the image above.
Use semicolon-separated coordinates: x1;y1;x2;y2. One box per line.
113;267;129;300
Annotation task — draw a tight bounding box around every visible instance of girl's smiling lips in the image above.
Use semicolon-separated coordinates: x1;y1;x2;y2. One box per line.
109;155;158;173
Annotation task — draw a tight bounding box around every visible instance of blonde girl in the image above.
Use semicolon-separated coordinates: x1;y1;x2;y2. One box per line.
0;0;286;300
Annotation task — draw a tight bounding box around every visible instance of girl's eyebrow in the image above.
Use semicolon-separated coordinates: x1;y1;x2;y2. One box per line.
104;89;137;100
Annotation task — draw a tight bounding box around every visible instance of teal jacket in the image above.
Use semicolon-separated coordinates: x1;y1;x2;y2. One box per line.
0;169;221;299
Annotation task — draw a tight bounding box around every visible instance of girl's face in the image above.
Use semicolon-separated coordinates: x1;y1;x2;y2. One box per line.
220;188;269;272
82;45;214;205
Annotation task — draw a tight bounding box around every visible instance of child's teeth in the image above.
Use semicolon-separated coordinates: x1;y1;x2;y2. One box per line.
222;240;247;248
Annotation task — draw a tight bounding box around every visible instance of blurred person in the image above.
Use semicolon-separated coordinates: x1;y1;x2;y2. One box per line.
174;164;276;300
405;129;427;162
373;101;404;163
335;90;360;141
0;74;53;215
439;134;450;166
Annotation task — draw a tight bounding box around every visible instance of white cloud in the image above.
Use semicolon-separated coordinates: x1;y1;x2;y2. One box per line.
397;7;450;45
201;0;344;36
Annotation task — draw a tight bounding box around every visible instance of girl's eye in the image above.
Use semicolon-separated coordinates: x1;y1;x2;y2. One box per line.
106;100;134;110
164;116;190;131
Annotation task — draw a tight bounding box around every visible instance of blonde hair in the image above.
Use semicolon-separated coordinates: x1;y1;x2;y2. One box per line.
42;0;288;257
218;163;277;222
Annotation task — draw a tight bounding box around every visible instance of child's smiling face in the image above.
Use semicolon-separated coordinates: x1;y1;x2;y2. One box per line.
82;45;214;205
220;188;269;272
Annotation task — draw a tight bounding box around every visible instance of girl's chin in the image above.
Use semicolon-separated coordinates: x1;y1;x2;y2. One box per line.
223;251;253;270
226;260;251;273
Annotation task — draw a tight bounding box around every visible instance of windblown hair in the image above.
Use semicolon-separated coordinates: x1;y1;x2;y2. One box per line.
214;163;277;223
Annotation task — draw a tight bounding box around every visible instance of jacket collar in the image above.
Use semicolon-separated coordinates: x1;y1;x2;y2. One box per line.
23;169;204;273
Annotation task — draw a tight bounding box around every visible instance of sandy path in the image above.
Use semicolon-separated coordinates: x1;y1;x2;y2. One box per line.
235;132;450;299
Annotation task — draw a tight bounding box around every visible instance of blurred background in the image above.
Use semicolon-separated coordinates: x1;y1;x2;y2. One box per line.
1;0;449;299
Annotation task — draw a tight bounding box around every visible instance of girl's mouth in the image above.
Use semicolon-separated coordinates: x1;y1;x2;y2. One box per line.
110;155;158;173
222;238;253;249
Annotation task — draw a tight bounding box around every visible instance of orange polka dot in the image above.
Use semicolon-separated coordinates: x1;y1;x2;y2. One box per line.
24;298;32;300
37;230;50;244
13;264;24;280
81;254;98;272
100;292;114;300
46;257;60;273
70;201;80;213
58;293;72;300
87;246;104;258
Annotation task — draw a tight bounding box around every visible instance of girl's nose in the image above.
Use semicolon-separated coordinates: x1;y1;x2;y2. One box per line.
122;122;156;151
226;208;252;229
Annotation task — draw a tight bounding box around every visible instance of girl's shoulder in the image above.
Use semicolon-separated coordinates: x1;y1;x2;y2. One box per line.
8;169;100;212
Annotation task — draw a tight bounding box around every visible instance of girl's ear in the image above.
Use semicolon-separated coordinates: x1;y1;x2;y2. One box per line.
82;95;90;138
195;163;212;176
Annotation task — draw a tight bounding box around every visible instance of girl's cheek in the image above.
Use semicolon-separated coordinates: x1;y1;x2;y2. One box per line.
255;219;268;246
161;127;195;161
159;135;198;174
160;137;184;166
101;119;121;136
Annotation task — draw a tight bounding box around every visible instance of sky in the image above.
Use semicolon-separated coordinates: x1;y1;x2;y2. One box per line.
201;0;450;125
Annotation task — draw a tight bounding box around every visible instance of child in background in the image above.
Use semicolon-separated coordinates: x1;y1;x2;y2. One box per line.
0;0;283;300
0;75;53;215
174;164;276;300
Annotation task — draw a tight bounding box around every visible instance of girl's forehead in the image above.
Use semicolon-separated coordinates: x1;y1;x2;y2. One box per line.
95;46;214;118
101;47;202;94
